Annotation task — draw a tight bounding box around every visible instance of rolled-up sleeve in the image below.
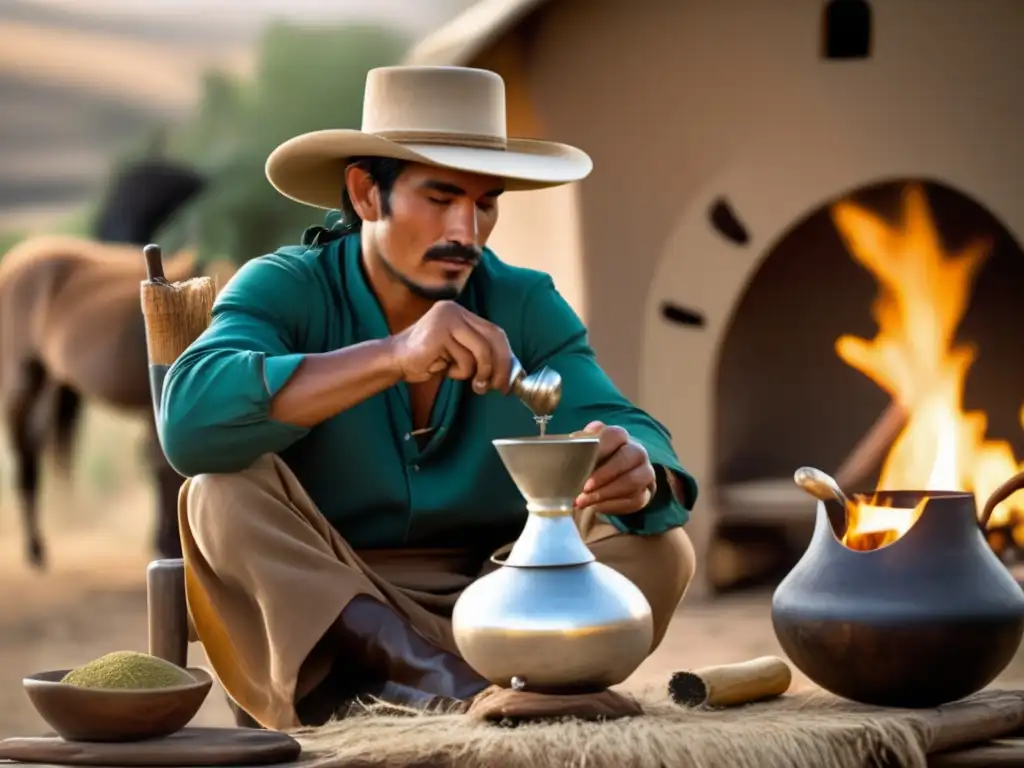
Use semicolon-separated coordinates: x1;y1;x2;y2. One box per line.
519;276;698;535
158;253;314;477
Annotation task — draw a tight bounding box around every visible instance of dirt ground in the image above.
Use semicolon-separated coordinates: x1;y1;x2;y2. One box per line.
2;406;1023;738
0;404;799;739
0;531;801;738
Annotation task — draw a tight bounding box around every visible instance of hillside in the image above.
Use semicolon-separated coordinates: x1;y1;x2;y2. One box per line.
0;0;474;232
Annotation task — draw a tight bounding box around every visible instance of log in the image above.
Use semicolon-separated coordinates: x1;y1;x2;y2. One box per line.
926;692;1024;754
668;656;793;708
834;401;907;491
716;402;908;526
927;738;1024;766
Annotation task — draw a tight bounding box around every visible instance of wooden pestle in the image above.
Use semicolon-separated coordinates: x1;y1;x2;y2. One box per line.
668;655;793;708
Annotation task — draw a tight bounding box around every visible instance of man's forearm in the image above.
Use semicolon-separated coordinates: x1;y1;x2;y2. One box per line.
268;338;402;427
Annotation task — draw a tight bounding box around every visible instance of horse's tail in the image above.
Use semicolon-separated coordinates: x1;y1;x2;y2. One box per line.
52;384;82;477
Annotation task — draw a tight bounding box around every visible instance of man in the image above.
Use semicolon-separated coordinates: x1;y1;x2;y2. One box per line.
160;65;698;730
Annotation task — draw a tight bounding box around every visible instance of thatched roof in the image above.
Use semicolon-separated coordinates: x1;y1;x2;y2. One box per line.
403;0;551;66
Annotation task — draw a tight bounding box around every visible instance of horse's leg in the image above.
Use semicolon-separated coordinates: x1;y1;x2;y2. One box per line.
52;385;82;476
6;359;50;569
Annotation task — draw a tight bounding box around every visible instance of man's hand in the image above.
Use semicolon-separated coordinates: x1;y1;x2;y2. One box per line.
571;421;657;516
387;301;514;395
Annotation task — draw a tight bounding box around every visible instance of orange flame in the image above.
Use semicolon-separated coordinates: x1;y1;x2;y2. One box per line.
830;183;1024;550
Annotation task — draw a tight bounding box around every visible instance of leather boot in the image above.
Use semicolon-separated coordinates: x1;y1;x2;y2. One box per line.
331;594;489;705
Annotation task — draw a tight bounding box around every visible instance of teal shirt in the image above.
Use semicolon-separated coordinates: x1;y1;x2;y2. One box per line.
160;226;697;550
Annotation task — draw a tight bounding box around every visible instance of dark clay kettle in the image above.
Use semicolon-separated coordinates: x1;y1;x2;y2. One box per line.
772;469;1024;708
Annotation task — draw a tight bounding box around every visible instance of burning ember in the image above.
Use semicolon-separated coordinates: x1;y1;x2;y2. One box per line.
830;183;1024;552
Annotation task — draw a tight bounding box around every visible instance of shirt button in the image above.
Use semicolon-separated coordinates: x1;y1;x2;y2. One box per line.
412;464;420;472
404;433;411;441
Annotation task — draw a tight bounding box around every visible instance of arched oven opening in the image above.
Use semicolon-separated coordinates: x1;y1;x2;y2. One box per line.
713;178;1024;586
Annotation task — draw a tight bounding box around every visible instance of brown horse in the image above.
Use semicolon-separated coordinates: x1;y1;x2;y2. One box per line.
0;235;201;568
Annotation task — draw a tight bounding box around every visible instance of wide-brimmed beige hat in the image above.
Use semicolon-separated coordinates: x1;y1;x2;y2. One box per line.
265;65;593;210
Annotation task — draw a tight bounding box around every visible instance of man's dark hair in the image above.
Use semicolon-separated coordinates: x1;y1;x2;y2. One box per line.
339;156;409;231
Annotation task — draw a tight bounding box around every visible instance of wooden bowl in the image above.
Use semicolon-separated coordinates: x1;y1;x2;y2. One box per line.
22;667;212;742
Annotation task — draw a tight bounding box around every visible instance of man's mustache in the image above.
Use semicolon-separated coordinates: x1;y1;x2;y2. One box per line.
424;243;481;264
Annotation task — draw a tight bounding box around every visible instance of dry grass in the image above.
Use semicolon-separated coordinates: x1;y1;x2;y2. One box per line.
0;403;153;562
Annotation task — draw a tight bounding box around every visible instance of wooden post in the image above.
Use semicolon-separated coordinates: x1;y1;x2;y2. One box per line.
139;243;216;667
147;559;188;667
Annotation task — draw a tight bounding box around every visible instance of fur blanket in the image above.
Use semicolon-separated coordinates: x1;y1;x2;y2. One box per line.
287;686;968;768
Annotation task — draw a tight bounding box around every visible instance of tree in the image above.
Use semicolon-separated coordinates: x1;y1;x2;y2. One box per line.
153;22;410;265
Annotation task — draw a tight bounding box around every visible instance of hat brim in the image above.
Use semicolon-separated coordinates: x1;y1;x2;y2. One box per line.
265;129;593;210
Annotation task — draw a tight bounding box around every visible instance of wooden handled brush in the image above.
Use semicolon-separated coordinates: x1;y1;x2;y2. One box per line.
139;243;216;421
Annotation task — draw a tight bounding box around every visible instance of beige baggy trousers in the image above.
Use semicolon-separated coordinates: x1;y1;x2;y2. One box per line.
178;454;696;730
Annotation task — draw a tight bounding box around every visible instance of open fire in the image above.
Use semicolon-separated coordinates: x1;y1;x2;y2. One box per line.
829;183;1024;552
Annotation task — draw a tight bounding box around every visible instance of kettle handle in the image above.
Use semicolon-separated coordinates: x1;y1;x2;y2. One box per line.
979;469;1024;530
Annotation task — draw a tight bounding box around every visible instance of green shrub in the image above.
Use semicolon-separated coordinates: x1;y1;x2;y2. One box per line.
151;23;410;266
0;229;26;258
